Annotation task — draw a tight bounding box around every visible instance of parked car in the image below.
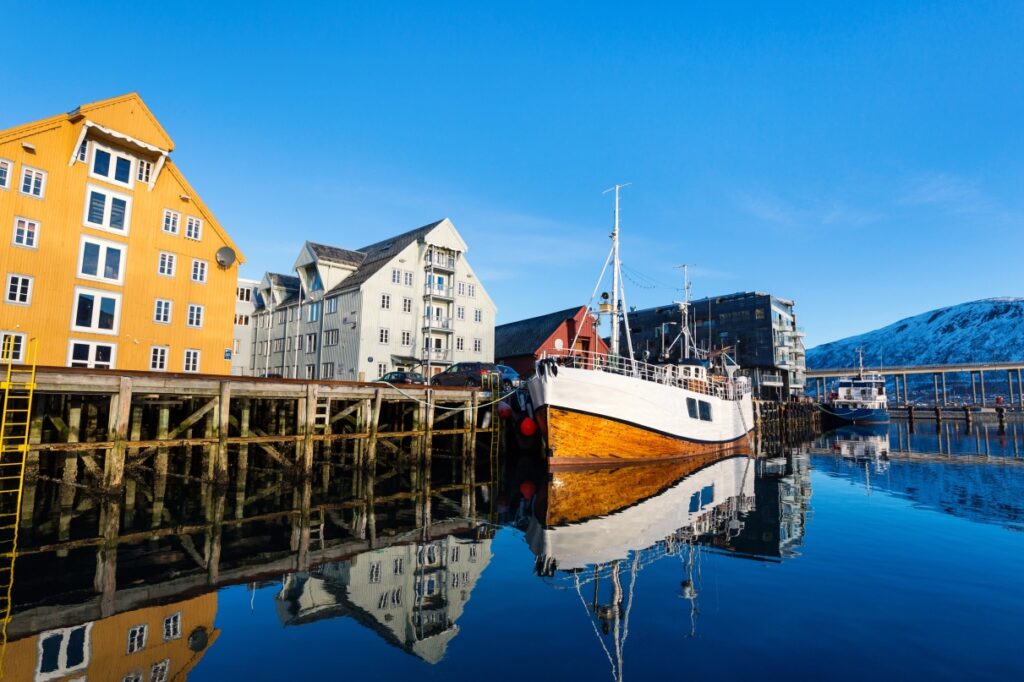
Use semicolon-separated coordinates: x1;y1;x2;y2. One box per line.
431;362;500;387
377;371;427;385
496;364;522;390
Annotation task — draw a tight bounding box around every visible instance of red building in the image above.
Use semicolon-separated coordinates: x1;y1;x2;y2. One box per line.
495;306;609;378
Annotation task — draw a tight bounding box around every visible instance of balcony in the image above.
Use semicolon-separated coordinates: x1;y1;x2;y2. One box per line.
423;315;454;332
425;252;456;272
422;348;451;362
761;372;784;387
424;283;454;299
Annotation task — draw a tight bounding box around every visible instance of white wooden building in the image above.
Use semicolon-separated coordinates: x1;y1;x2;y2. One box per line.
230;277;260;375
250;219;497;380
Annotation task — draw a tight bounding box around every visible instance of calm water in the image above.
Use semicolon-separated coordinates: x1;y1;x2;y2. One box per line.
5;422;1024;681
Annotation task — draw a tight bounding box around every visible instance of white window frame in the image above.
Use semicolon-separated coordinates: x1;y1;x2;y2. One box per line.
381;293;391;310
324;329;339;346
12;216;39;249
401;330;412;347
20;166;46;198
67;340;116;369
185;215;203;240
457;281;466;296
88;140;136;190
305;333;317;353
34;623;93;682
377;362;387;378
158;252;176;277
326;297;338;314
187;304;204;328
151;659;170;682
322;362;334;379
402;297;412;313
0;331;26;363
391;268;401;284
191;258;208;283
162;612;181;641
379;328;390;344
82;183;132;234
474;338;482;353
5;273;33;305
308;301;321;322
70;286;121;335
305;364;315;379
474;308;482;323
456;306;465;321
456;337;464;351
138;158;153;184
468;284;476;297
150;346;168;371
76;235;125;285
162;209;180;235
154;298;172;324
183;348;201;373
0;157;12;190
403;271;413;287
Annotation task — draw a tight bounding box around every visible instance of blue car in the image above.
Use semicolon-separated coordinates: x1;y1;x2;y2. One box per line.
496;364;521;390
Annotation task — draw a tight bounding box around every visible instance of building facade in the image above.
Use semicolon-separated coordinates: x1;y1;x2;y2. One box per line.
231;277;259;375
495;305;609;379
250;219;496;380
0;93;243;373
625;291;806;398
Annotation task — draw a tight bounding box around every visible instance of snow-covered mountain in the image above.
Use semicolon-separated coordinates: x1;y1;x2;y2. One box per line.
807;298;1024;370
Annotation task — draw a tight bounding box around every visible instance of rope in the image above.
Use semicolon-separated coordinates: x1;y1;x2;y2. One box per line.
376;381;520;411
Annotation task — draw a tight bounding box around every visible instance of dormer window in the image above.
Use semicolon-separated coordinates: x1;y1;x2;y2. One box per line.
310;269;323;291
89;141;135;189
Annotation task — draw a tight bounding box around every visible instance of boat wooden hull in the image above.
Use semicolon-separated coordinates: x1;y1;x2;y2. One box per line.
537;405;751;467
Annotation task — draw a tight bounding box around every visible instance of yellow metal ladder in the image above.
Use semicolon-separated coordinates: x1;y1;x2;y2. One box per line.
0;336;37;674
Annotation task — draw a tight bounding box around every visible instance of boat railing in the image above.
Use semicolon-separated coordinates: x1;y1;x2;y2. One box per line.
538;348;751;400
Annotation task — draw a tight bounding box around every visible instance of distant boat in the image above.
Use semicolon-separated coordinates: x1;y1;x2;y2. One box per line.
525;186;754;467
821;350;890;425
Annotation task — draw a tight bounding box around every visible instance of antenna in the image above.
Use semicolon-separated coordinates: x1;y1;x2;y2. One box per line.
673;264;694;359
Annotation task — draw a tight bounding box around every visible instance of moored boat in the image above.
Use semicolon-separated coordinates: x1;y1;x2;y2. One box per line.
821;350;890;425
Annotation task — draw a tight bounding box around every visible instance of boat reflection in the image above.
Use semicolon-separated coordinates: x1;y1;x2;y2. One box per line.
828;425;891;473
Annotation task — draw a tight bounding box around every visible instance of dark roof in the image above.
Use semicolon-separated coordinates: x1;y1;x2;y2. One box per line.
308;242;366;268
495;306;585;358
326;219;445;294
267;272;300;290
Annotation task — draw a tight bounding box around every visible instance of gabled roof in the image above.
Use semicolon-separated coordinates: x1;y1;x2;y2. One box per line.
495;306;586;358
267;272;300;289
307;242;366;268
325;219;446;294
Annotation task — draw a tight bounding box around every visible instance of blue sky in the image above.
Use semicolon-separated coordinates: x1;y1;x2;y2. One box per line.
3;1;1022;347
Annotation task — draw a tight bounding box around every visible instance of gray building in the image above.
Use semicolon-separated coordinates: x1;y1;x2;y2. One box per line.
250;219;496;381
231;277;260;375
623;291;806;398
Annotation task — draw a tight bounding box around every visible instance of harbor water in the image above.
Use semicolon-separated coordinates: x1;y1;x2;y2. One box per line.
5;421;1024;681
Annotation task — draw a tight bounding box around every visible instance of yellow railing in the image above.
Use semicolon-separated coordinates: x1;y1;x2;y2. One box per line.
0;335;38;676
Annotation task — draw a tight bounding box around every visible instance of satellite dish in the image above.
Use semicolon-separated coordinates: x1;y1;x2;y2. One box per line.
215;246;236;268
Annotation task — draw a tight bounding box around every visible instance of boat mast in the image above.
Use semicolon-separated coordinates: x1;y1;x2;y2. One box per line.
606;184;627;357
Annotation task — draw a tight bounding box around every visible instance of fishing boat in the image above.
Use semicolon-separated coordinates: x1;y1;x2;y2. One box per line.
821;350;890;425
526;185;754;467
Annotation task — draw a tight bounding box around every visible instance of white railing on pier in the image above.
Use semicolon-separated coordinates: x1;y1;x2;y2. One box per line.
538;348;751;400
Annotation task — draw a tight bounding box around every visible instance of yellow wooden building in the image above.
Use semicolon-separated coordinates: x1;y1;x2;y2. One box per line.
1;592;219;680
0;93;244;374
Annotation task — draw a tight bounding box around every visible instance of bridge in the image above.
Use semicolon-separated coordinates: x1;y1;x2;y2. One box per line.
805;361;1024;408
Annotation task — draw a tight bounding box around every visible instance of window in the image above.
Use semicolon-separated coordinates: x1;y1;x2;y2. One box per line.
90;143;134;188
272;339;284;353
394;557;404;575
184;349;200;373
84;185;131;232
0;158;11;189
698;400;712;421
0;332;25;362
377;362;387;378
308;301;321;322
160;612;181;641
123;673;143;682
474;308;482;323
20;166;46;197
72;287;120;333
456;306;465;321
305;333;317;353
162;209;180;235
381;293;391;310
369;561;382;583
473;339;482;353
187;304;204;328
6;274;32;305
237;286;251;302
76;141;88;162
456;337;465;351
36;624;91;680
150;659;170;682
78;236;124;284
391;268;401;284
138;159;153;184
68;340;115;368
379;328;390;344
402;297;412;313
305;364;315;379
158;252;176;276
324;329;339;346
468;284;476;297
150;346;168;371
154;299;172;324
401;330;411;346
322;362;334;379
326;297;338;314
295;334;304;351
403;271;413;286
185;216;202;240
191;259;208;283
686;397;698;419
12;217;38;248
457;281;466;296
126;624;147;654
234;313;250;326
